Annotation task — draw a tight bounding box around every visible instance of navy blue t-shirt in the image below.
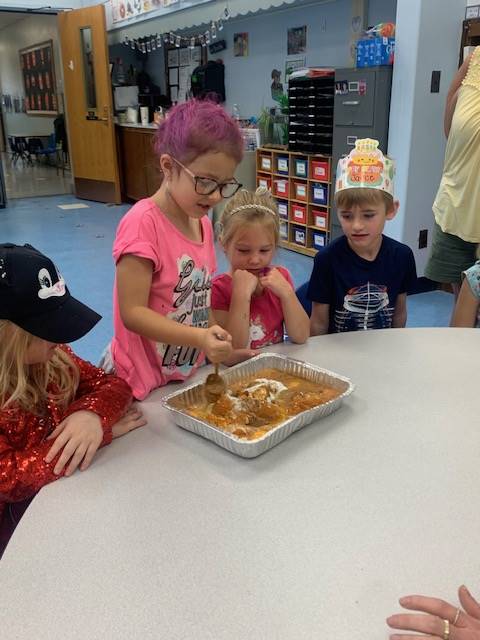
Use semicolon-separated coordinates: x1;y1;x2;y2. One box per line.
307;235;417;333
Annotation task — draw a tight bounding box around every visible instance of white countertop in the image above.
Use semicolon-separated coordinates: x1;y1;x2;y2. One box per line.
116;122;157;130
0;328;478;640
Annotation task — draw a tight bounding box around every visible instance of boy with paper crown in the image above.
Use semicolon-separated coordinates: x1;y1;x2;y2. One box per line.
308;138;417;334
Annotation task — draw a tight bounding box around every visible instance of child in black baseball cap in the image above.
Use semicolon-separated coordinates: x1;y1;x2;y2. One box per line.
0;243;146;558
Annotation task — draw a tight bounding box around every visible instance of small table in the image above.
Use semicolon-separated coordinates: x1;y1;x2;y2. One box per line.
0;328;479;639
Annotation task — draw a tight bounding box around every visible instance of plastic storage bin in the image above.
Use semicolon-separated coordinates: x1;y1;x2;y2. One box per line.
276;155;289;175
294;158;308;178
273;178;289;198
312;208;328;230
311;182;328;205
279;220;288;240
260;155;272;171
257;175;271;191
292;225;306;246
291;203;307;224
293;180;308;201
311;159;330;182
312;230;327;250
277;201;289;220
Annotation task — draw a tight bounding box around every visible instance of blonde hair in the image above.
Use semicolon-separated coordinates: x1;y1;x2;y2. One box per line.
335;187;394;212
0;321;80;414
218;188;280;246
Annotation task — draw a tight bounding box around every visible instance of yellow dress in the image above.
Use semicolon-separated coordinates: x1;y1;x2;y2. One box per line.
433;46;480;242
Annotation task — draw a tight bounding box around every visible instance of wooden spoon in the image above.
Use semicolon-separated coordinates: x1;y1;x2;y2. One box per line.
204;362;226;403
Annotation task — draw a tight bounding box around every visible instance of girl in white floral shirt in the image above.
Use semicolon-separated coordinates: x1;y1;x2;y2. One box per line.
451;260;480;327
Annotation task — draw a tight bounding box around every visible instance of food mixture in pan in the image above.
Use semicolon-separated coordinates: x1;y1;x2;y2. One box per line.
185;368;342;440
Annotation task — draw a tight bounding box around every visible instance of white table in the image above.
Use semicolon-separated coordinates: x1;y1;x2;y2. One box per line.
1;329;479;640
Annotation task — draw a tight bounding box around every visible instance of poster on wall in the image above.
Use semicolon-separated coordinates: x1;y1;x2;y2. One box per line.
167;48;180;67
191;46;202;64
111;0;156;22
234;32;249;57
19;40;58;116
111;0;189;24
287;26;307;55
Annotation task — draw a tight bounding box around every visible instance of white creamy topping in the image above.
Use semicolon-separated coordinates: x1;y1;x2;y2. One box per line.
244;378;287;399
225;378;287;412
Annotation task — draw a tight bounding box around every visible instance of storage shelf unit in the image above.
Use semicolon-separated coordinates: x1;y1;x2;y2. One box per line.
256;147;333;257
288;70;334;155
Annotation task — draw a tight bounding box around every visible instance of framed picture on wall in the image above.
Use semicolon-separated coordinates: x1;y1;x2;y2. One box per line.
19;40;58;116
287;26;307;55
234;33;249;57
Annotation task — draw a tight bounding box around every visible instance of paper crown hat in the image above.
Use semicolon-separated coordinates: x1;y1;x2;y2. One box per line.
335;138;395;197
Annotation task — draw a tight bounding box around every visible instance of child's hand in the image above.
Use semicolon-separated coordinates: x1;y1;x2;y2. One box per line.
45;410;103;476
202;325;233;363
112;405;147;438
232;269;260;298
223;348;259;367
259;268;292;300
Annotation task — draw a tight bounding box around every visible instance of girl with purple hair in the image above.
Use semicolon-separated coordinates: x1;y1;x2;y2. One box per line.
110;100;253;400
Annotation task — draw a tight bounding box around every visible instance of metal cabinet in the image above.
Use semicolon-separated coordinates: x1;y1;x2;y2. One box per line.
331;67;393;239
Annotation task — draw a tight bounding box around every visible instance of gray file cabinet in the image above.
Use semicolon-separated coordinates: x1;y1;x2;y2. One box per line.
331;67;393;239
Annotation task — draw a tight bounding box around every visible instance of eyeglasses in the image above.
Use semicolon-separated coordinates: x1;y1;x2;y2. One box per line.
172;158;242;199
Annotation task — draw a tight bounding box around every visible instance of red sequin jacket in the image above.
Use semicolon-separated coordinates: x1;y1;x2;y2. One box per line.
0;346;132;521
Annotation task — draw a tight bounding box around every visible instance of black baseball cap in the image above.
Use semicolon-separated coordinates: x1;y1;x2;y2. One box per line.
0;243;101;343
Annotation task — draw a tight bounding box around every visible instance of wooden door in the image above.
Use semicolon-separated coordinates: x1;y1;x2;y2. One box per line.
58;5;121;203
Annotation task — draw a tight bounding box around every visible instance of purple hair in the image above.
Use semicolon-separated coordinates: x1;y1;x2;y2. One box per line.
153;99;244;165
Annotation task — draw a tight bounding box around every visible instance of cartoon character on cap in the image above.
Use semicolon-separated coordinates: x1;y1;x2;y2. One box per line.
335;138;395;197
37;266;66;299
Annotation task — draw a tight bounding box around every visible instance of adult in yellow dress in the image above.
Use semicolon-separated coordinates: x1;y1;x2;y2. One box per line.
425;47;480;305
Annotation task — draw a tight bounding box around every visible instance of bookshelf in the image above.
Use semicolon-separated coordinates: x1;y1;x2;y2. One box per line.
256;147;333;257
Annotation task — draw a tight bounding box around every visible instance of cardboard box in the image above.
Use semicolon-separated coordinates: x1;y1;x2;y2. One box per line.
356;37;395;68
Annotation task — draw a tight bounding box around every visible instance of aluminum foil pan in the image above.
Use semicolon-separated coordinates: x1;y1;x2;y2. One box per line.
163;352;355;458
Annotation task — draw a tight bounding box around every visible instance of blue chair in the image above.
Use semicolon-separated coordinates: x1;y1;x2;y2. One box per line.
295;281;312;316
35;133;57;164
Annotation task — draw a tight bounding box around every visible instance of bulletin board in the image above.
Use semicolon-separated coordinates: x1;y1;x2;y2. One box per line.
165;44;206;103
19;40;58;116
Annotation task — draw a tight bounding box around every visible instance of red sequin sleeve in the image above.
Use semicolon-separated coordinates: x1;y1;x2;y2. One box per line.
0;348;132;507
61;346;132;446
0;414;64;504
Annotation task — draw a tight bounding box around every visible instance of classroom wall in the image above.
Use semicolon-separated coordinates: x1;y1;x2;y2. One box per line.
209;0;397;116
387;0;465;274
109;0;397;118
0;13;63;137
0;0;99;6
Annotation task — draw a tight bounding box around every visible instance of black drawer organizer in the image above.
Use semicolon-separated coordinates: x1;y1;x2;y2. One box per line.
288;69;335;155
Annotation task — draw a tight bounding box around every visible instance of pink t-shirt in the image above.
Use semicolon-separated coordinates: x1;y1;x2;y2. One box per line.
112;198;216;400
211;266;294;349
